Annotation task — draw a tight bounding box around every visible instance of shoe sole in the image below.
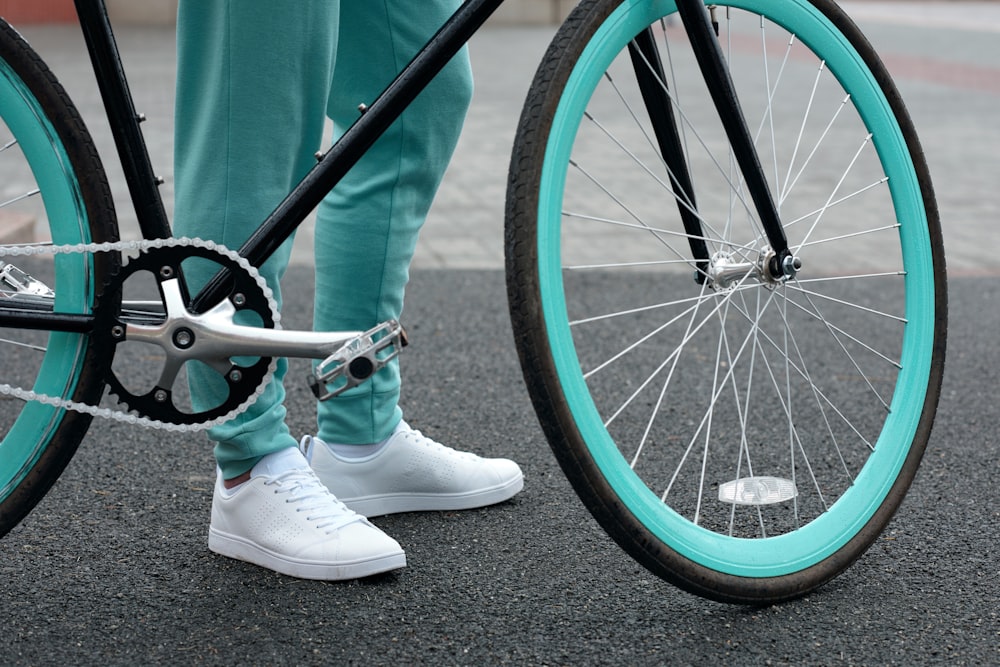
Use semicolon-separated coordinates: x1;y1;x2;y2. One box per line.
340;473;524;518
208;529;406;580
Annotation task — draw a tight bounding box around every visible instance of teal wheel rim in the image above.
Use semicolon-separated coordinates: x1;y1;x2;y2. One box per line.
0;62;95;501
537;0;934;577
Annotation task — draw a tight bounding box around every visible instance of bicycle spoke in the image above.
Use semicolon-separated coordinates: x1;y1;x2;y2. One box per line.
782;178;890;229
628;286;704;467
562;209;715;248
662;283;780;506
785;283;906;323
783;285;904;370
0;188;40;208
565;258;698;271
0;336;45;352
796;221;899;249
726;295;880;452
597;284;738;426
793;133;874;253
567;159;703;263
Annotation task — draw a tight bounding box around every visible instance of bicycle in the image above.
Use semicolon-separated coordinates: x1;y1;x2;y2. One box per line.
0;0;945;605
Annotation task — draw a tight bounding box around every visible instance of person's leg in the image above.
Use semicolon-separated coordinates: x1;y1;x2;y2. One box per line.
174;0;406;580
304;0;523;513
312;0;474;445
174;0;337;479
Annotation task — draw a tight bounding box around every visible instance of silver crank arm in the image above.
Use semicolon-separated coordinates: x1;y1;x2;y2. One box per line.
123;278;367;388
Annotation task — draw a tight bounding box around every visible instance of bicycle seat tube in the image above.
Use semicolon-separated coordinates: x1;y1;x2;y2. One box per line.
74;0;171;241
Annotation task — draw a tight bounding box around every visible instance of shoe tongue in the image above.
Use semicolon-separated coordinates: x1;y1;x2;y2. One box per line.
250;447;310;479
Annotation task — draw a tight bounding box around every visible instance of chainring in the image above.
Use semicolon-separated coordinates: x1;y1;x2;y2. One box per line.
98;243;276;426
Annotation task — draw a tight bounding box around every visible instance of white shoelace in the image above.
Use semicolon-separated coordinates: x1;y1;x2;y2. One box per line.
264;469;363;533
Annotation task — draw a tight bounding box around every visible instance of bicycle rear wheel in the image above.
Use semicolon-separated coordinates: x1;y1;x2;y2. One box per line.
506;0;945;603
0;21;119;536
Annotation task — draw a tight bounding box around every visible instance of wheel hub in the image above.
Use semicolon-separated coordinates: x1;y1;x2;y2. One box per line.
704;247;801;291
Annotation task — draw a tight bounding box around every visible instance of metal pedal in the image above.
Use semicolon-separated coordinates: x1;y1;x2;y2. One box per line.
0;262;54;298
307;320;407;401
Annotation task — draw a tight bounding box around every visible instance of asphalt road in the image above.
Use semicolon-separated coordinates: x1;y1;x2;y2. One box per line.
0;267;996;666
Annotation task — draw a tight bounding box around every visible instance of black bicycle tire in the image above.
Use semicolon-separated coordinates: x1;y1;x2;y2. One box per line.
0;19;119;537
505;0;946;604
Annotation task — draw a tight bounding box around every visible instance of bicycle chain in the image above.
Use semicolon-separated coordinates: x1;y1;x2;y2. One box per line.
0;237;280;433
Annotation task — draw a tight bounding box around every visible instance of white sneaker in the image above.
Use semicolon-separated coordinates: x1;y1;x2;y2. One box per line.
301;421;524;517
208;447;406;580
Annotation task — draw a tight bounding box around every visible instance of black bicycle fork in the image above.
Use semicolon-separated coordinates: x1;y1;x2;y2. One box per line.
631;0;793;283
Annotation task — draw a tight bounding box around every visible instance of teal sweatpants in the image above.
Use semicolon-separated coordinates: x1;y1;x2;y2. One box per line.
173;0;473;479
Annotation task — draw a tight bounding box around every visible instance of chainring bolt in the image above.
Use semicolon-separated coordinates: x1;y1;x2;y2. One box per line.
172;328;194;349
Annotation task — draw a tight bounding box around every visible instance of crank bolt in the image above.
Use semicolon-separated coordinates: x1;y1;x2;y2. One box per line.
153;389;168;403
159;265;175;279
228;369;243;383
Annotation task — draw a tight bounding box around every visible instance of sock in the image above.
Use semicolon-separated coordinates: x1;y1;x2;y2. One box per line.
251;447;311;477
322;421;408;459
326;438;389;459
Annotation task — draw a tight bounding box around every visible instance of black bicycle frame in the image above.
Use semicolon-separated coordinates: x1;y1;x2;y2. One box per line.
75;0;507;314
3;0;786;334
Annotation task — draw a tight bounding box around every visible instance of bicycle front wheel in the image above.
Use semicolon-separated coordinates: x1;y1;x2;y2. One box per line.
506;0;945;603
0;21;118;536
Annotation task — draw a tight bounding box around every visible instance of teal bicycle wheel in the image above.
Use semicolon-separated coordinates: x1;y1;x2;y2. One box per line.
506;0;945;603
0;21;118;536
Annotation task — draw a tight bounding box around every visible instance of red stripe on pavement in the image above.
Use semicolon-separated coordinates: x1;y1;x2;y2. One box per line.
879;53;1000;95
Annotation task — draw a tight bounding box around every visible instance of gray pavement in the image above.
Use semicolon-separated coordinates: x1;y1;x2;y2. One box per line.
16;2;1000;273
2;4;999;666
